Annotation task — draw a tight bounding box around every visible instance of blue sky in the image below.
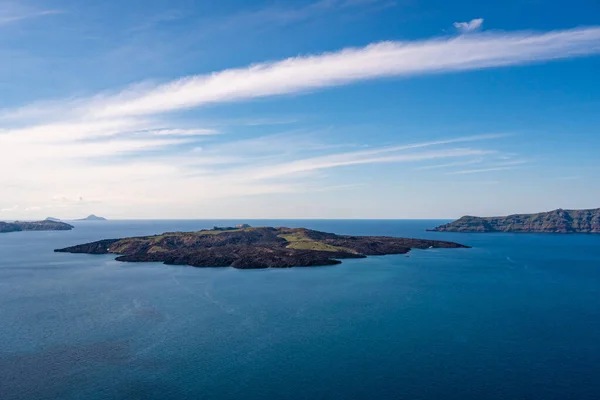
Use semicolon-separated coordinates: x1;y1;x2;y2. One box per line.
1;0;599;219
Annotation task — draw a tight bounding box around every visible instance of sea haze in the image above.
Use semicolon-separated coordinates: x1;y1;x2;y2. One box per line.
1;220;600;400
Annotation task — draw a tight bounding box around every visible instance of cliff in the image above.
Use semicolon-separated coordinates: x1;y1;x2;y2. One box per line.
55;226;468;269
429;208;600;233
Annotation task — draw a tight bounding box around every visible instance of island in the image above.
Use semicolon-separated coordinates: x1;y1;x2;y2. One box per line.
1;220;74;233
77;214;107;221
45;217;61;222
429;208;600;233
55;226;468;269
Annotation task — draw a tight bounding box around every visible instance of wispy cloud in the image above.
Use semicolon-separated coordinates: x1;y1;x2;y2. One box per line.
445;159;527;175
211;0;395;30
0;3;62;26
446;166;516;175
251;148;494;180
0;205;19;214
0;121;506;217
71;26;600;119
414;158;484;170
4;27;600;124
3;25;598;217
137;128;218;136
454;18;484;33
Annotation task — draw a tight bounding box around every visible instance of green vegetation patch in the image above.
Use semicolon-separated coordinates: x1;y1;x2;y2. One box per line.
148;245;169;254
278;232;310;243
278;233;353;253
286;241;348;252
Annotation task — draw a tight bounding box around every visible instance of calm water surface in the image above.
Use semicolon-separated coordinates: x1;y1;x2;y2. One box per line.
1;220;599;399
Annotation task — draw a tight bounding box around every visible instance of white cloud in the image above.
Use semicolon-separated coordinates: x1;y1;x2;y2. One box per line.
4;26;600;124
65;26;600;119
0;126;507;218
3;25;598;218
454;18;484;33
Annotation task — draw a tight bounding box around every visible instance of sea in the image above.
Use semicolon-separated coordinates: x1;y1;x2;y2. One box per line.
1;219;599;400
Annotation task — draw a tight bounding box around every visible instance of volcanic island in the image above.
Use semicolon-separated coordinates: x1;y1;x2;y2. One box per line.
55;226;468;269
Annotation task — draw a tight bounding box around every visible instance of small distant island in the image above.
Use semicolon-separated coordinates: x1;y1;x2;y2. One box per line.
55;226;468;269
45;217;61;222
77;214;107;221
0;220;74;233
429;208;600;233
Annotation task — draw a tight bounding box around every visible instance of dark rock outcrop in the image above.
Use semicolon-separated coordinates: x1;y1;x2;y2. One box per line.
55;226;468;269
0;220;74;233
429;208;600;233
57;239;120;254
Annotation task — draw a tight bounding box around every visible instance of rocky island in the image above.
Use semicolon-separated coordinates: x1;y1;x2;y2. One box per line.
77;214;107;221
55;226;468;269
0;220;74;233
430;208;600;233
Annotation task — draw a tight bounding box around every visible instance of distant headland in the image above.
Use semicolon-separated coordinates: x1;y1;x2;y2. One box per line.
76;214;107;221
429;208;600;233
55;226;468;269
0;220;74;233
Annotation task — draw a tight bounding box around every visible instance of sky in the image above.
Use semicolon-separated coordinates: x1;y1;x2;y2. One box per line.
1;0;600;219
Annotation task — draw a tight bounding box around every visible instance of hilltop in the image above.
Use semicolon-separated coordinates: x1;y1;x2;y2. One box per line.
429;208;600;233
77;214;107;221
55;226;468;269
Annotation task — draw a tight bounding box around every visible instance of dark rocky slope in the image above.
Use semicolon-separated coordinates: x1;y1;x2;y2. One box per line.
55;226;468;269
0;220;74;233
430;208;600;233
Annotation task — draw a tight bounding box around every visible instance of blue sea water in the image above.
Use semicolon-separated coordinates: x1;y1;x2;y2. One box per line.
1;219;600;400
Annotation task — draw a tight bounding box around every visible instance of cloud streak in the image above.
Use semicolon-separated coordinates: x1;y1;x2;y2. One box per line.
75;26;600;119
3;25;593;217
209;0;394;31
446;166;517;175
445;159;527;175
252;148;494;180
414;158;484;170
0;124;507;218
0;3;62;26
